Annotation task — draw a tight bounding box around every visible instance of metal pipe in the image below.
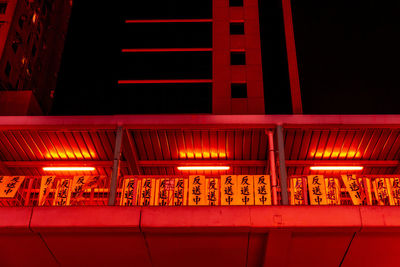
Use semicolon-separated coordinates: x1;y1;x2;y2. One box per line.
267;130;278;205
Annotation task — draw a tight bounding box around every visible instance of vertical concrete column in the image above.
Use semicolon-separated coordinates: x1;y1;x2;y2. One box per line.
276;125;289;205
213;0;231;114
108;126;123;206
213;0;265;114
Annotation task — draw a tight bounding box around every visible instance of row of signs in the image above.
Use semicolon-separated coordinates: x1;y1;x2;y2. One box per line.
0;176;104;206
1;175;399;206
120;175;272;206
290;175;400;206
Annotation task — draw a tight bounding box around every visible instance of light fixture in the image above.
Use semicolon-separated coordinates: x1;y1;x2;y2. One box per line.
43;167;95;171
177;166;230;171
310;166;363;171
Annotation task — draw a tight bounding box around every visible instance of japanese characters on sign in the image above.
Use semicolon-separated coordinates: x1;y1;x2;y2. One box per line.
71;176;102;202
341;175;365;205
254;175;271;205
238;175;254;205
325;178;341;205
140;178;155;206
53;179;72;206
206;178;219;206
39;176;55;206
389;177;400;205
188;175;206;205
155;178;174;206
120;178;139;206
0;176;25;198
221;175;239;205
174;178;187;206
290;177;306;205
372;178;394;205
307;175;327;205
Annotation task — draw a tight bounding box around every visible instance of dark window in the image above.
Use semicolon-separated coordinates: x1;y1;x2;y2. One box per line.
229;0;243;7
11;42;18;53
231;83;247;98
32;44;36;57
230;52;246;65
18;15;26;28
5;62;11;77
230;23;245;35
12;32;22;53
0;3;7;14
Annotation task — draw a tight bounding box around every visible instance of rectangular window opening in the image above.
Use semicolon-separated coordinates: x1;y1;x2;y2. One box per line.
5;62;11;77
231;83;247;98
230;22;245;35
230;51;246;65
229;0;244;7
0;3;7;14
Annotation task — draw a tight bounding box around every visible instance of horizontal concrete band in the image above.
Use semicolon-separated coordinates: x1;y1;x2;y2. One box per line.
1;206;399;234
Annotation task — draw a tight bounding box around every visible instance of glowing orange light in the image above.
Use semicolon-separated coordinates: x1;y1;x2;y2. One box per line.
43;167;95;171
219;152;226;158
177;166;230;171
310;166;363;171
32;13;38;24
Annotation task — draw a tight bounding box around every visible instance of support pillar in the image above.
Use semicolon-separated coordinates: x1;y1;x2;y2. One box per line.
108;126;123;206
276;125;289;205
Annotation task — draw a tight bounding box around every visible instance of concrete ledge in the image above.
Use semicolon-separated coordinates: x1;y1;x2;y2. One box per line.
360;206;400;232
0;207;33;233
30;207;141;232
141;206;251;233
1;206;400;234
249;206;362;232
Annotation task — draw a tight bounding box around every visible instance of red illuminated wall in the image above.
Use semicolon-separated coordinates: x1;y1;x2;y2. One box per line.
213;0;264;114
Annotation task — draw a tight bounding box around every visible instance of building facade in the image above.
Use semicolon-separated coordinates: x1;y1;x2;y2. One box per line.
0;0;71;115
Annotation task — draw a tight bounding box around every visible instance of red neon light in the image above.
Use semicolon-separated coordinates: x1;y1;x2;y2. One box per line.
122;48;213;52
177;166;230;171
310;166;363;171
125;19;213;23
43;167;95;171
118;79;213;84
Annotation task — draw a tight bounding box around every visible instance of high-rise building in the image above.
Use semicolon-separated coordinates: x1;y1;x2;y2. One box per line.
0;0;71;115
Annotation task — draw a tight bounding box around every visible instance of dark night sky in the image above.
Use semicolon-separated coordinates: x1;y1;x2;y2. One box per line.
51;0;400;115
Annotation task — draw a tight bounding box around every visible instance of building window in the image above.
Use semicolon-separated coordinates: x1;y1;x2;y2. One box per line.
18;15;27;29
230;23;245;35
32;44;36;57
11;42;18;53
12;33;22;53
5;62;11;77
231;83;247;98
230;52;246;65
0;3;7;14
229;0;243;7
